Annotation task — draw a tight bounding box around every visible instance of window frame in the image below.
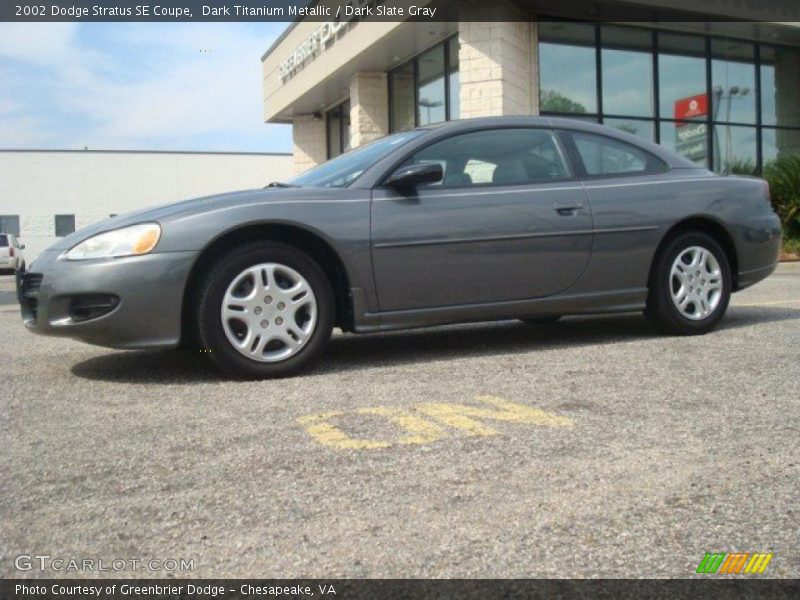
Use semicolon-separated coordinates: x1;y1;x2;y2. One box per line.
559;129;670;179
377;126;577;190
326;99;351;160
388;34;460;133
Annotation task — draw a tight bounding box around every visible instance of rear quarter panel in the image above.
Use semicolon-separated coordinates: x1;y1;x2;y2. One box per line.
575;170;780;293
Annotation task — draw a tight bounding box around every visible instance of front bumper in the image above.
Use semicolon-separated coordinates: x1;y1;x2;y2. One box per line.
19;250;196;349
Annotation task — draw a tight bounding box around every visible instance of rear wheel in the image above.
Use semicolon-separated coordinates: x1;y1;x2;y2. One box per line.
196;242;334;379
645;231;731;335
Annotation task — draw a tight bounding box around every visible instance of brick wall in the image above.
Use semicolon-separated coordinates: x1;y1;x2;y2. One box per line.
350;72;389;148
459;2;539;118
292;115;327;174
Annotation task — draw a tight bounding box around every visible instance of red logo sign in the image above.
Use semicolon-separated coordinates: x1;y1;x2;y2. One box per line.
674;94;708;122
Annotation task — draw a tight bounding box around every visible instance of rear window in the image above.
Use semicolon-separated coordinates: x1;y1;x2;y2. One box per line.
570;131;667;177
0;235;8;247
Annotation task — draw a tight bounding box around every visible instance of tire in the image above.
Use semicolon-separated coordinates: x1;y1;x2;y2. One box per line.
645;231;731;335
196;241;334;379
520;315;562;325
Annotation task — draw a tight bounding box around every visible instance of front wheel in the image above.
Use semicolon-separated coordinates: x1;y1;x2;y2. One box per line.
196;242;334;379
645;231;731;335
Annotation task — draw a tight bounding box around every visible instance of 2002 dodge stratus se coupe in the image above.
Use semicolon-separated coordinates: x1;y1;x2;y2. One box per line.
18;117;781;378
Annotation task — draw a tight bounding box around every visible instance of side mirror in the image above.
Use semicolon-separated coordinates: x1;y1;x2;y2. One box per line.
20;244;25;250
386;162;443;188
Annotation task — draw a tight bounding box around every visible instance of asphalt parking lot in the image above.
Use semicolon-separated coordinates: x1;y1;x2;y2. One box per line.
1;264;798;579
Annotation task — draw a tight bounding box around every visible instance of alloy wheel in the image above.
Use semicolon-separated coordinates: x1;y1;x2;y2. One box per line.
220;263;317;362
669;246;723;321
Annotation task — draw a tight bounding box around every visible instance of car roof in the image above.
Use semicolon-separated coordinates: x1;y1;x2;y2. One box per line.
418;115;700;170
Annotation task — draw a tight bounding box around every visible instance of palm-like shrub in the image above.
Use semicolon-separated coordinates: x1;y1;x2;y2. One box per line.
763;155;800;239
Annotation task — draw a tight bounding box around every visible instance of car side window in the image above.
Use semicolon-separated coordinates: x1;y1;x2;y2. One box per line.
571;132;665;177
403;128;571;188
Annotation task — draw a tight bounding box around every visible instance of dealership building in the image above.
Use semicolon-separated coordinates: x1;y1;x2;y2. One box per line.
261;0;800;175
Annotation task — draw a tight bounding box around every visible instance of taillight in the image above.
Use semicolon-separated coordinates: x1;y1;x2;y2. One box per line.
9;247;14;257
763;179;772;206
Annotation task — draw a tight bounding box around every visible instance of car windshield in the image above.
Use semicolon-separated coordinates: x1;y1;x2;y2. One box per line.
286;130;425;188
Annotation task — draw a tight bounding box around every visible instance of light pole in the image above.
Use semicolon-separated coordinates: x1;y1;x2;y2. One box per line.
418;98;443;125
712;85;750;172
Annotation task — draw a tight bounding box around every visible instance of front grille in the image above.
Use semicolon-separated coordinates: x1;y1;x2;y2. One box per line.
20;272;43;322
24;273;43;294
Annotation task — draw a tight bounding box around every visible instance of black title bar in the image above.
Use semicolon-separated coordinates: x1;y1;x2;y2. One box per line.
3;0;800;22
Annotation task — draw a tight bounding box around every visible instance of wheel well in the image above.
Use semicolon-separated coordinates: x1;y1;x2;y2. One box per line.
649;217;739;290
181;224;353;342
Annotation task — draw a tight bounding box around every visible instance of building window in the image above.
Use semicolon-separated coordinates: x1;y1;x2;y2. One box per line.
0;215;20;237
389;35;460;132
539;22;598;115
417;43;446;126
538;20;800;174
601;26;654;119
55;214;76;237
326;100;351;159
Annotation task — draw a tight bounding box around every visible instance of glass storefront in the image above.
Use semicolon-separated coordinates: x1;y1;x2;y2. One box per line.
389;35;460;132
539;21;800;174
381;24;797;174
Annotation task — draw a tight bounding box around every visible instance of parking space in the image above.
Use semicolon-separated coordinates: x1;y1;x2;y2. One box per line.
1;264;798;578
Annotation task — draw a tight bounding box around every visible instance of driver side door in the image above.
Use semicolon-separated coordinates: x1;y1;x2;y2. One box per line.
370;127;593;312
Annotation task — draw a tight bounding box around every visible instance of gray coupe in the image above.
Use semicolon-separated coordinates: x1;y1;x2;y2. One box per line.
18;117;781;378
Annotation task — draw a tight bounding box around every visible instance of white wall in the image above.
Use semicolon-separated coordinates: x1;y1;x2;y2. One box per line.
0;150;292;260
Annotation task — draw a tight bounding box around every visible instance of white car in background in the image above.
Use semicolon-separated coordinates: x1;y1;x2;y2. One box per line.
0;233;25;274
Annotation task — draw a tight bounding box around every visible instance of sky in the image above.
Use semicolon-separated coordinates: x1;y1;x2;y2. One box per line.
0;22;293;153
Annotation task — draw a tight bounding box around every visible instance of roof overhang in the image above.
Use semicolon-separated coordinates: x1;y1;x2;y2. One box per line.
261;0;800;124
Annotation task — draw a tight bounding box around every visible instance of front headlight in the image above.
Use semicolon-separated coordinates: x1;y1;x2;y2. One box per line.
64;223;161;261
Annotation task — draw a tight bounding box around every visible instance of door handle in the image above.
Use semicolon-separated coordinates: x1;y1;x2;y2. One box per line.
553;200;584;215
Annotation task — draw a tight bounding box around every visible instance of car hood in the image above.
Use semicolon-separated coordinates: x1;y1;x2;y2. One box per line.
45;186;342;251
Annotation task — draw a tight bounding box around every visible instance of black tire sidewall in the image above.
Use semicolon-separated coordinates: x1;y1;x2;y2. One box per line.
197;242;334;378
647;232;732;335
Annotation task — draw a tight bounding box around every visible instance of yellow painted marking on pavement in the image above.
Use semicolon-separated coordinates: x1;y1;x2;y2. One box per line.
355;406;445;445
735;299;800;307
296;412;390;450
416;395;573;436
298;396;572;450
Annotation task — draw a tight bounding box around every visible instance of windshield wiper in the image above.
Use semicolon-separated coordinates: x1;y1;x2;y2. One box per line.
265;181;299;188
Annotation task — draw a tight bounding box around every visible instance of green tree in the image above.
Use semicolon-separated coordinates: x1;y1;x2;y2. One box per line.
763;155;800;238
540;90;587;114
